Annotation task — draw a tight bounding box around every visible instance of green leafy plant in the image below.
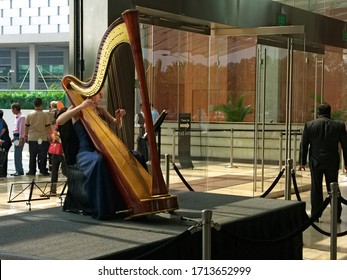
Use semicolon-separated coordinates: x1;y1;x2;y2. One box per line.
0;90;66;109
331;109;347;121
213;94;252;122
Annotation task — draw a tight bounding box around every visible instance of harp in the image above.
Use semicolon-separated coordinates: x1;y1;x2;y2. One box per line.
62;10;178;218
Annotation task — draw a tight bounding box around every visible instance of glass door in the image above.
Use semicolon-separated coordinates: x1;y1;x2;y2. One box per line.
254;36;308;198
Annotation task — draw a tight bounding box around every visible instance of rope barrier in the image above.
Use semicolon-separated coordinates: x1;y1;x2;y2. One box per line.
291;169;302;201
171;159;347;248
260;167;285;198
340;195;347;205
260;167;347;238
171;160;195;192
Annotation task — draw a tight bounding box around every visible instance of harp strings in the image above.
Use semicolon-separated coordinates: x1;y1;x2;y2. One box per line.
107;58;129;147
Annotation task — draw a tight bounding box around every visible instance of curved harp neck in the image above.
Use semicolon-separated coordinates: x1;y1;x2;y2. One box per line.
64;17;130;96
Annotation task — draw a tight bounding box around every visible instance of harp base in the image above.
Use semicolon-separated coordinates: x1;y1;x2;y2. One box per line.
122;194;179;220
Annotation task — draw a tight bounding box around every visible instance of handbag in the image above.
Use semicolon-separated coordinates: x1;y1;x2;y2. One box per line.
48;124;64;155
48;142;64;155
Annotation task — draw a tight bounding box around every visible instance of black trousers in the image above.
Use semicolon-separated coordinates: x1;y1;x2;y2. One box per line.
50;154;67;193
0;150;8;177
310;167;342;219
28;141;49;174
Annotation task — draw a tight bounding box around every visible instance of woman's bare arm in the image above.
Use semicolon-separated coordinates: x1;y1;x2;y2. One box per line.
57;99;95;125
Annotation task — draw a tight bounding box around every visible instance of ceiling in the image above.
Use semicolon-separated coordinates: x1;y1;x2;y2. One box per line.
274;0;347;21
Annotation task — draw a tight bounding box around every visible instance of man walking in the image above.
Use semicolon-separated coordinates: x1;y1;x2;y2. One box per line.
25;98;51;176
300;103;347;223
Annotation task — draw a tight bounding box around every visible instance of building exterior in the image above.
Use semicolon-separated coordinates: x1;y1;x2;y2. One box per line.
0;0;69;90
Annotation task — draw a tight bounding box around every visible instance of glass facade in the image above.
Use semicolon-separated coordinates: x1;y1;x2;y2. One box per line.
139;23;347;196
16;51;29;85
142;24;347;124
0;49;67;89
37;51;65;86
0;50;11;83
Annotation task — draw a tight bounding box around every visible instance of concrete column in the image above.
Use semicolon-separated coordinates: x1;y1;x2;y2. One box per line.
29;44;37;90
10;49;17;85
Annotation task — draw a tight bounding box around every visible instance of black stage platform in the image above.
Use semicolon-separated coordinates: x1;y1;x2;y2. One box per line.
0;190;306;260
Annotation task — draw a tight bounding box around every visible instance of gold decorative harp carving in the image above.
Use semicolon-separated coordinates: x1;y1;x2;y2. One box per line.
62;10;179;218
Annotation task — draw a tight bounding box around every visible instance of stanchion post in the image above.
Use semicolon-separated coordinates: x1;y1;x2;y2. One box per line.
202;209;212;260
285;158;293;200
172;129;176;163
330;182;338;260
279;132;283;172
228;129;234;168
165;154;171;191
293;131;297;169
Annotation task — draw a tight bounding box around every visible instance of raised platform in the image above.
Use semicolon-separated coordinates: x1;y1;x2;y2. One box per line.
0;190;306;260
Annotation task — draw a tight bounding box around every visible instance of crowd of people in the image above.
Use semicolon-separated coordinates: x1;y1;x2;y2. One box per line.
0;98;67;197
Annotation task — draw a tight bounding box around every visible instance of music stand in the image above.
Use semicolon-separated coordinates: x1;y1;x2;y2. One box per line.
143;110;168;158
8;179;50;211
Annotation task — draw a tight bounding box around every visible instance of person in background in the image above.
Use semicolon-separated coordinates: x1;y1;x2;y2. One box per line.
49;100;59;126
47;107;68;196
47;101;59;171
150;102;159;124
134;103;145;135
134;103;148;162
25;97;51;176
0;110;12;177
300;103;347;223
10;103;25;176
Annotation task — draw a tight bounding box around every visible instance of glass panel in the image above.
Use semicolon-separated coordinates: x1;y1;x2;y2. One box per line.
37;51;64;86
140;24;319;199
140;24;260;196
323;46;347;117
255;37;308;198
16;51;29;85
0;51;11;84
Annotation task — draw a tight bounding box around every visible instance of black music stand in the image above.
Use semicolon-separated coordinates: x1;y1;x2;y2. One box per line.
8;179;50;211
40;180;68;206
143;110;168;159
58;181;68;206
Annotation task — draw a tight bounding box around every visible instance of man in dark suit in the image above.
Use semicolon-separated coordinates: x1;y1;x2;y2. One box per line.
300;103;347;223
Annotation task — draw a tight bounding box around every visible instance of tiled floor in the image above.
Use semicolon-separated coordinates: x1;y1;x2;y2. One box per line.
0;149;347;260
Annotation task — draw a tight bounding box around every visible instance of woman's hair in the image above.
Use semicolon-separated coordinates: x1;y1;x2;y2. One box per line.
0;110;3;119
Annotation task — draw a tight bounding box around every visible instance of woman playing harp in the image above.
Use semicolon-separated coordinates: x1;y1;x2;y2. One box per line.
57;87;147;220
57;88;124;219
61;10;178;219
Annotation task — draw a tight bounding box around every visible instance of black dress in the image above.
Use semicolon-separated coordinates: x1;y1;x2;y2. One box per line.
60;119;125;220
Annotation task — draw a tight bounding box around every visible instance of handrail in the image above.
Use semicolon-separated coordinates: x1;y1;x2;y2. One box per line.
170;127;302;171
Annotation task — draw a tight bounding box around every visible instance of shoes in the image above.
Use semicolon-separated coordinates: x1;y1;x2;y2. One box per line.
11;172;24;176
26;172;36;176
40;172;50;176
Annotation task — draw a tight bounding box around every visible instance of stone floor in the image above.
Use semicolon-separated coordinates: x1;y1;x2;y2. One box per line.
0;149;347;260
